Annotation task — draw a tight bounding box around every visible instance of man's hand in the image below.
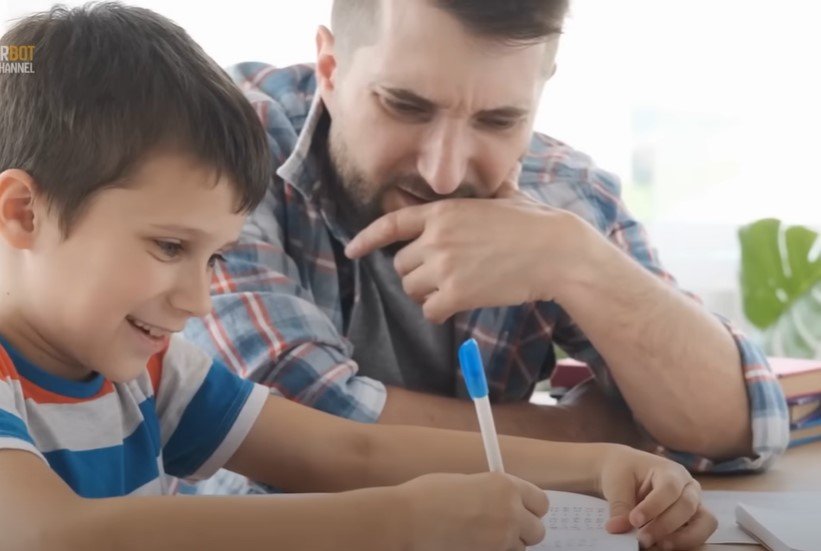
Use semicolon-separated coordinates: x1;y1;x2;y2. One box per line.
599;446;718;550
345;168;601;323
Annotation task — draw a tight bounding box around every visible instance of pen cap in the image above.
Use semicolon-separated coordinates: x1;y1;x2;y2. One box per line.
459;338;489;399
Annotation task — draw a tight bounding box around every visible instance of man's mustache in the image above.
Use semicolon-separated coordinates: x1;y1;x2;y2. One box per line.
387;175;480;202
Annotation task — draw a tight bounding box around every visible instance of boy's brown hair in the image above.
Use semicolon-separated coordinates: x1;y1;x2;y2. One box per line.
0;2;271;234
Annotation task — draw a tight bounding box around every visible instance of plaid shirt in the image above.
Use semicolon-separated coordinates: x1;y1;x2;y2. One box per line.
183;62;789;487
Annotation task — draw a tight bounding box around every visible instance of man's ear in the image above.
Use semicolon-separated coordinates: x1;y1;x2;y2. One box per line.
0;169;39;249
315;25;338;110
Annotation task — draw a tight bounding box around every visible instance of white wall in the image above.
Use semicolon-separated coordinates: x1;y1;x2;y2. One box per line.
3;1;820;328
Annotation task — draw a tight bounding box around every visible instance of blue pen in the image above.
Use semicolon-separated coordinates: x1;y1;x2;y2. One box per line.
459;338;505;473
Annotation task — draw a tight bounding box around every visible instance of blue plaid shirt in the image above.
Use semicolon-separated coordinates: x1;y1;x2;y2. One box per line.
183;62;789;491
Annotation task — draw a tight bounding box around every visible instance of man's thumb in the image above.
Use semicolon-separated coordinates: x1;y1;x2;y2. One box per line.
603;479;636;534
494;162;522;199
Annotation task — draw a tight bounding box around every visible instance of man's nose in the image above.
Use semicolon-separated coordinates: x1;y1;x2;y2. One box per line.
417;119;471;196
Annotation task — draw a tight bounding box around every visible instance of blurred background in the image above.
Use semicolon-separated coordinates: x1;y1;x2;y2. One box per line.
3;0;820;349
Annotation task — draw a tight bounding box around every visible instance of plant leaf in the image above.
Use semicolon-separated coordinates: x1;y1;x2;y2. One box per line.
764;282;821;358
739;219;821;329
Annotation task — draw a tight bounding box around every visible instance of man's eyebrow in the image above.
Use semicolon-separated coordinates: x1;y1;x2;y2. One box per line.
476;106;530;119
379;86;437;110
378;85;529;119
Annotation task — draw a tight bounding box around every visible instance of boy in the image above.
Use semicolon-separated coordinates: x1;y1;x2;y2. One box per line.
0;4;716;550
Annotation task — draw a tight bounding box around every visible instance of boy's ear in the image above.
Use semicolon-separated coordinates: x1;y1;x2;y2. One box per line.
315;25;338;110
0;169;39;249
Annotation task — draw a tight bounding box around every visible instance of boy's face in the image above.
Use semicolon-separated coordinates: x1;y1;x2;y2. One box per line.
20;152;246;382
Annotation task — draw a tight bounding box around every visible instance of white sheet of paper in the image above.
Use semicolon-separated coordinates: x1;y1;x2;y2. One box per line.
703;491;821;544
528;491;637;551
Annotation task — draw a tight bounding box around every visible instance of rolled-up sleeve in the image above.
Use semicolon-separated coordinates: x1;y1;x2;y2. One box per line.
661;324;789;472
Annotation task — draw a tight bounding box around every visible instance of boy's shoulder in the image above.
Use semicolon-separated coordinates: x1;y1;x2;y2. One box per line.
147;334;222;396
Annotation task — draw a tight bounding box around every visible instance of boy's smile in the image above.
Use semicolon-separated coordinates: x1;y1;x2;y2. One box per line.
0;151;247;383
125;315;179;355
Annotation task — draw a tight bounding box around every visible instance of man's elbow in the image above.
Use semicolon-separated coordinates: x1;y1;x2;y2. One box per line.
659;409;754;462
695;418;754;462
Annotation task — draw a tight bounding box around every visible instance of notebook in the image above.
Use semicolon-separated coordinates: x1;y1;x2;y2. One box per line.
529;491;636;550
736;502;818;551
704;491;821;545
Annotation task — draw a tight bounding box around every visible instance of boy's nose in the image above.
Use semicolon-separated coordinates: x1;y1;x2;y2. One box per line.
170;269;213;318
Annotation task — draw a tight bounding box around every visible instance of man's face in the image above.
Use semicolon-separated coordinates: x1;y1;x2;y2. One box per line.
321;0;559;226
18;152;246;382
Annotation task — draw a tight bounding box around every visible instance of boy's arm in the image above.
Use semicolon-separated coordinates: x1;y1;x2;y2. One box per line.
227;393;605;492
0;450;400;551
228;394;716;549
0;449;548;551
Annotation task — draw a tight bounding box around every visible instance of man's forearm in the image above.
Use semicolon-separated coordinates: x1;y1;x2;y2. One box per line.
362;420;608;493
379;381;649;448
555;236;752;460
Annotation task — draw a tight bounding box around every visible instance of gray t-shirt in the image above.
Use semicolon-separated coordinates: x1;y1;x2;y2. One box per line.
346;248;456;396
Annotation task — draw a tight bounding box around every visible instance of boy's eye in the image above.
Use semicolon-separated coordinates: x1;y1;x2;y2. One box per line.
208;253;226;269
155;240;183;259
154;240;225;269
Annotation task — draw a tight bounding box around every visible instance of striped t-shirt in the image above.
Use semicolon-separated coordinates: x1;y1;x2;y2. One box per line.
0;334;267;497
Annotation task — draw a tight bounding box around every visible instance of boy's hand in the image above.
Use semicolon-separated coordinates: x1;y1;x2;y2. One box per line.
398;472;549;551
599;446;717;550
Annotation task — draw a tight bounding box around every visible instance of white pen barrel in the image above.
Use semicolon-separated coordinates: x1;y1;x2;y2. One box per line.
473;395;505;472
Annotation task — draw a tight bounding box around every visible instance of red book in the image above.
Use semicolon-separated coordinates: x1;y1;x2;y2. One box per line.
768;357;821;400
549;358;593;392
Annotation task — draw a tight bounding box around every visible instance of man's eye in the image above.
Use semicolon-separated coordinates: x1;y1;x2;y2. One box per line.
477;117;519;130
384;98;430;118
155;240;183;259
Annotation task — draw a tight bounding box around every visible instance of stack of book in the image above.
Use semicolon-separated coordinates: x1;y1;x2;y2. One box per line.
770;357;821;448
549;356;821;448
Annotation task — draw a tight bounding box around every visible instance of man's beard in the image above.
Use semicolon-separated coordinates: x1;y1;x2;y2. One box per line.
326;127;386;231
324;121;479;239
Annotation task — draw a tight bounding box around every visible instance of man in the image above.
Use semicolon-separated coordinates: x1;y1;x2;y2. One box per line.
184;0;788;494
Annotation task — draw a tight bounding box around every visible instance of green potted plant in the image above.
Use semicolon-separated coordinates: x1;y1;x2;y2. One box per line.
739;218;821;358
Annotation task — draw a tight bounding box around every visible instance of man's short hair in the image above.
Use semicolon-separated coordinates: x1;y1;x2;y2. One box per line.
332;0;570;59
0;3;271;235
